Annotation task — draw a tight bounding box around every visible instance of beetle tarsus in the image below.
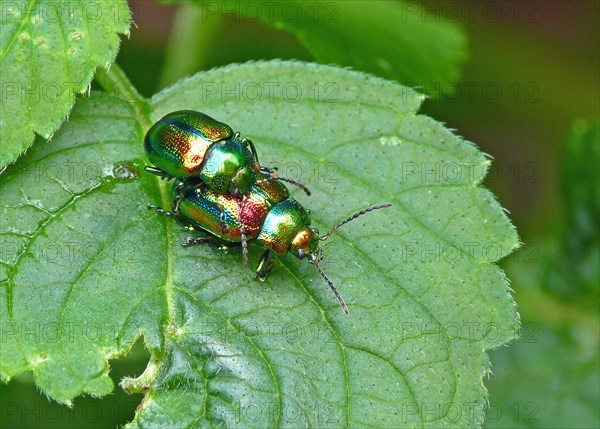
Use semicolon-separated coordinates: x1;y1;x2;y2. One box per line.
182;237;210;247
149;205;174;218
254;249;273;281
145;166;174;180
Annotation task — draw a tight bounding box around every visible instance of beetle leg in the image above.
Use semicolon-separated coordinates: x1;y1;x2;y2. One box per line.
148;204;174;218
171;191;185;214
145;166;174;180
149;204;182;227
236;196;249;267
148;204;195;231
241;137;260;166
185;237;242;251
182;232;243;255
182;234;234;248
182;236;215;247
254;250;275;281
218;208;228;234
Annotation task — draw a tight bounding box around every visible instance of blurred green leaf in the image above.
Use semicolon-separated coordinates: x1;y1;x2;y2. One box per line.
166;0;467;90
485;245;599;428
485;121;600;428
544;121;600;300
0;0;130;168
156;2;221;89
486;320;599;428
1;61;517;427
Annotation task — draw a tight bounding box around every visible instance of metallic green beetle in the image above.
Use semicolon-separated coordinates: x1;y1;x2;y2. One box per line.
150;174;391;314
144;110;309;198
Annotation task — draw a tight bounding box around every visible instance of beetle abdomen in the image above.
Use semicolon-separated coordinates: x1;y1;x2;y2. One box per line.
144;110;233;178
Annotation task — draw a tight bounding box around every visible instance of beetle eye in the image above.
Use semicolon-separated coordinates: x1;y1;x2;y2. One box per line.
298;250;306;259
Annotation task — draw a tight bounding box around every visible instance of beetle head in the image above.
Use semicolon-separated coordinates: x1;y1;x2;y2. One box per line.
290;227;320;260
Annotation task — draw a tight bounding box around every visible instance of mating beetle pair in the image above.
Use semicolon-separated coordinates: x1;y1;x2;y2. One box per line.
145;110;390;314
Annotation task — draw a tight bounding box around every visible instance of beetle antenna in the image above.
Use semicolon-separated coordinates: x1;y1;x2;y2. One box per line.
320;203;392;241
310;256;349;315
238;197;249;267
275;177;312;196
259;168;311;196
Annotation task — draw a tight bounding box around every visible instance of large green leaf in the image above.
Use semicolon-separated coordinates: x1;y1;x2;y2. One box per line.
0;0;130;168
1;61;518;427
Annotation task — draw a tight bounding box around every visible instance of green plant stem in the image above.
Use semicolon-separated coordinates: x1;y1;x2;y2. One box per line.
94;63;172;256
95;63;152;131
157;2;222;90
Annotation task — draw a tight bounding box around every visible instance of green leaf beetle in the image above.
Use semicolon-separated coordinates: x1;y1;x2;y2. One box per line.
144;110;310;198
150;174;391;314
